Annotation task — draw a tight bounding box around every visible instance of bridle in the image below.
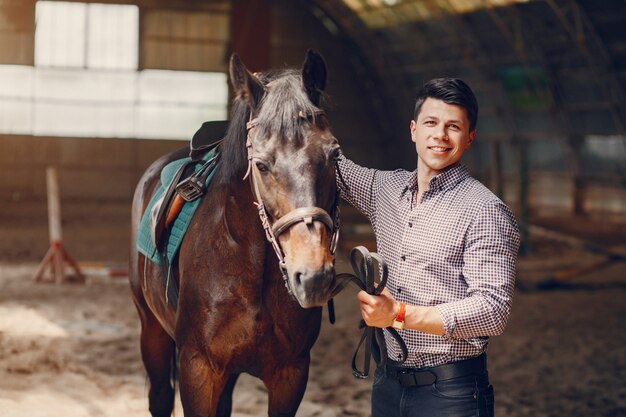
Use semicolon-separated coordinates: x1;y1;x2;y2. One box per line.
243;109;340;297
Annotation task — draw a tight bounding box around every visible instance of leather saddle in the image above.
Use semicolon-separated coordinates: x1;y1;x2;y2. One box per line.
190;120;229;162
152;120;228;259
148;120;229;307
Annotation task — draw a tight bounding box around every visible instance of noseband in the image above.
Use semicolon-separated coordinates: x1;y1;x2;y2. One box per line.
243;110;340;296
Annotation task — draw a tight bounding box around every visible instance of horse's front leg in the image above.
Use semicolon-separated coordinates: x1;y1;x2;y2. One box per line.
178;347;229;417
263;356;311;417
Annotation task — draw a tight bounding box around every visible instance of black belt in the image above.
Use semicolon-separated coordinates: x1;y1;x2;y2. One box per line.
385;354;487;387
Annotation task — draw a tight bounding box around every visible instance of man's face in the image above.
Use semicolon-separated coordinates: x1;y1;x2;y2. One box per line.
410;97;476;177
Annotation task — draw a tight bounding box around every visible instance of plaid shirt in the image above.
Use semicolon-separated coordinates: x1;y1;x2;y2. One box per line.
337;155;520;368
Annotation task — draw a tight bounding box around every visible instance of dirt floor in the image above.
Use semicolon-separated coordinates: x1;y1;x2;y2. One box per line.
0;207;625;416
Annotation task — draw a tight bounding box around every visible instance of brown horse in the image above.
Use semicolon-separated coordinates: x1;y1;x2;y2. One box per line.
129;50;340;417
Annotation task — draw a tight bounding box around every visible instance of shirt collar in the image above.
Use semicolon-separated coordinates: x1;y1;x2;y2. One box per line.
403;163;469;196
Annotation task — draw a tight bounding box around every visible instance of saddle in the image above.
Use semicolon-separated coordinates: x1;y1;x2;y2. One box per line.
151;121;229;248
190;120;229;162
147;121;228;306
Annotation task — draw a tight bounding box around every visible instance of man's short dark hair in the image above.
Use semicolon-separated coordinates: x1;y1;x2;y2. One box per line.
413;78;478;132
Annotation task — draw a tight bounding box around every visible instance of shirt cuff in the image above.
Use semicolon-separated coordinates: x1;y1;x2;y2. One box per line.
435;303;457;340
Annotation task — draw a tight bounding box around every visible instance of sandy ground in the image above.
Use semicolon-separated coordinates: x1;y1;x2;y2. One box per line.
0;210;625;416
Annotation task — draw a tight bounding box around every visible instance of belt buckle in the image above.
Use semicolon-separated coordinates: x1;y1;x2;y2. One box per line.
176;176;205;201
397;369;437;387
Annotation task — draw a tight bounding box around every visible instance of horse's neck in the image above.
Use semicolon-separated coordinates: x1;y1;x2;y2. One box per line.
199;179;265;242
227;179;257;215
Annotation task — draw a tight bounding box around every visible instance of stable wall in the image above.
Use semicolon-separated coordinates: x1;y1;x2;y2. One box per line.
0;0;387;262
2;0;623;263
0;135;183;262
0;135;182;201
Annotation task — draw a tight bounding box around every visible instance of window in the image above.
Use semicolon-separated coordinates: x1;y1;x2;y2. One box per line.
0;1;228;140
35;1;138;69
581;135;626;180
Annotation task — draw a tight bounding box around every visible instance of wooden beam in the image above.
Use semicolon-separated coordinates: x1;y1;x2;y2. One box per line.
231;0;271;72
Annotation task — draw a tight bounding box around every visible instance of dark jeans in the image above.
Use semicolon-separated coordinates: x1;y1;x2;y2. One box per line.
371;364;494;417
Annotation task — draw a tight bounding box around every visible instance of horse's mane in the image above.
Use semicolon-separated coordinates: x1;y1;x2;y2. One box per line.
215;97;251;186
215;69;322;186
255;69;321;143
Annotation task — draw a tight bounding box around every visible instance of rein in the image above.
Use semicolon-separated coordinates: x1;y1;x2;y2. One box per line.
243;109;340;297
332;246;408;378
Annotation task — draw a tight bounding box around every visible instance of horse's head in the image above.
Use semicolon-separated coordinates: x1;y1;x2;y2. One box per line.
230;50;340;308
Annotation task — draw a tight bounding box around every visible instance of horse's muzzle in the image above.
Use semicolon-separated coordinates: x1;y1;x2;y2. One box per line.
290;263;336;308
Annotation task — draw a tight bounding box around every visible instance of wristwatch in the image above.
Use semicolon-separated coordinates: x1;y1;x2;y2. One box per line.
391;302;406;330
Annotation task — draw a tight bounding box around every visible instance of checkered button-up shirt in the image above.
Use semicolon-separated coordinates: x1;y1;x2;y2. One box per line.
337;155;520;368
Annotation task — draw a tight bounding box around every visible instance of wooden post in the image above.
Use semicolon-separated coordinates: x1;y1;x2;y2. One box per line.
568;134;587;216
490;140;504;199
34;167;84;284
517;138;531;255
46;166;62;245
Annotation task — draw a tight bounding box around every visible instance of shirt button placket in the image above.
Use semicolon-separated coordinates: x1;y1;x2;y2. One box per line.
399;200;411;274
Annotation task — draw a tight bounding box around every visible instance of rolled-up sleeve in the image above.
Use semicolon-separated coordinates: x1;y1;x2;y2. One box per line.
436;199;520;340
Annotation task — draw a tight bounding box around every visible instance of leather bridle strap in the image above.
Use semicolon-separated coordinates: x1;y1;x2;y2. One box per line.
333;246;408;379
272;207;333;237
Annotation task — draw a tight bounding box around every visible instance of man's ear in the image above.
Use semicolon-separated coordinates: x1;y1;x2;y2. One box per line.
410;120;417;143
467;130;477;146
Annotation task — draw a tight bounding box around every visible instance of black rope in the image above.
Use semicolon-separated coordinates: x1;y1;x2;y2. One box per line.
333;246;408;379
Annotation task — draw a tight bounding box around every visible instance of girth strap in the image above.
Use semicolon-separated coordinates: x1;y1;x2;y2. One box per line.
333;246;408;379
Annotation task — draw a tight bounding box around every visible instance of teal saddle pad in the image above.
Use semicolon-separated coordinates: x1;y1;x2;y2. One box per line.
136;149;218;265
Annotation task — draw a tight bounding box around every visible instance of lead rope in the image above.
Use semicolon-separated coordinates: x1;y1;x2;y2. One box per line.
332;246;408;378
326;189;341;324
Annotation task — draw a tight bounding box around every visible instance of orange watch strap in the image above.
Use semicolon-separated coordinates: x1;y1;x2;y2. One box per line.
395;302;406;323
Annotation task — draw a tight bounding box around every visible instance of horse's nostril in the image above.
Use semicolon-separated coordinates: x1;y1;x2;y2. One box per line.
294;270;303;287
292;267;334;290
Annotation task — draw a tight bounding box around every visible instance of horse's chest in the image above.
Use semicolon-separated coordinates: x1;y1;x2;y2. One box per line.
178;292;321;370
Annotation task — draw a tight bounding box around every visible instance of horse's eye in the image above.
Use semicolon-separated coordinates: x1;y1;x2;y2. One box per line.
256;161;269;173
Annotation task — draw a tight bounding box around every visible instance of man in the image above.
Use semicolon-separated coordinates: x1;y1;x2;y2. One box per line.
337;78;520;417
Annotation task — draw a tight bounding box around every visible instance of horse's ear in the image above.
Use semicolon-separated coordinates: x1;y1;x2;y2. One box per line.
302;49;327;107
229;53;265;110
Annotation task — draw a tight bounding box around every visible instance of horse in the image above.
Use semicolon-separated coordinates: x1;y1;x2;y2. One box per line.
129;50;341;417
